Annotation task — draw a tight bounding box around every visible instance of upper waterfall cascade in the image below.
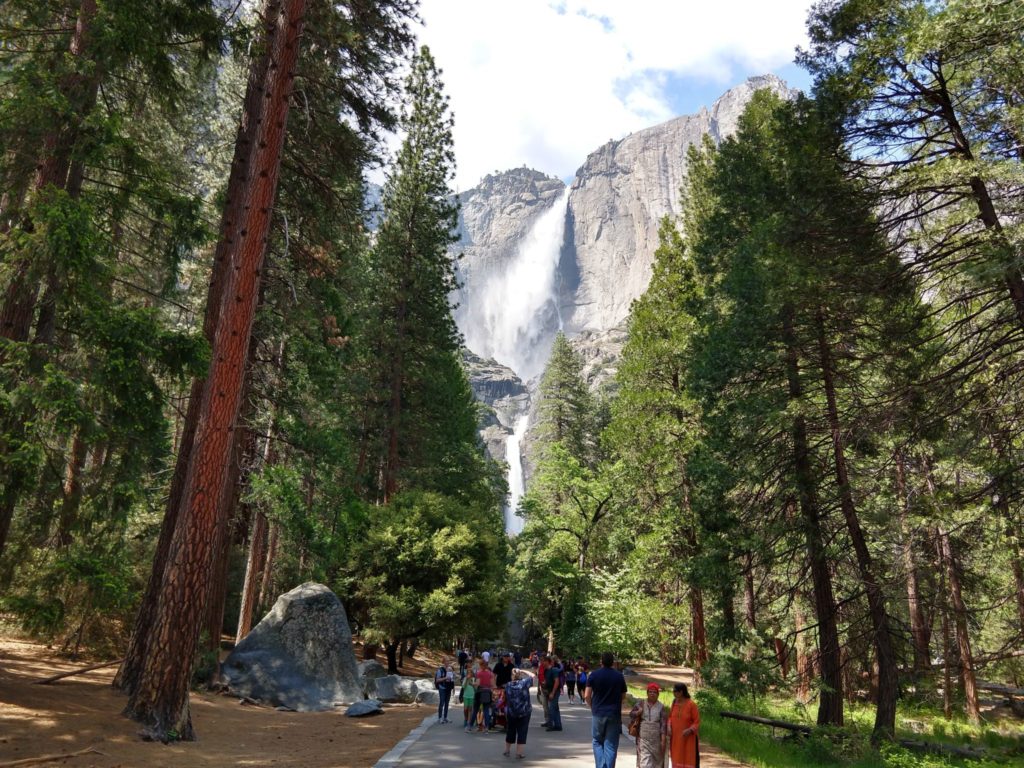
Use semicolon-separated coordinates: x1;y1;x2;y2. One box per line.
460;188;570;384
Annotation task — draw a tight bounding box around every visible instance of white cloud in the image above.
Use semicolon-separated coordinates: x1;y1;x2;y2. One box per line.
414;0;814;190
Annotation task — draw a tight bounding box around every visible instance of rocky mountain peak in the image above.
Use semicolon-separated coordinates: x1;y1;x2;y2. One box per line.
709;74;801;140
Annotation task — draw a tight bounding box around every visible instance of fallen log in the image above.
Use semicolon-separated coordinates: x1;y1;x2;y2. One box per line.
34;658;123;685
719;711;812;735
977;680;1024;698
0;747;104;767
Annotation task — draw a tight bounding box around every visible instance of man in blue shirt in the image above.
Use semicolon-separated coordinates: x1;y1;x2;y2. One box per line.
584;651;627;768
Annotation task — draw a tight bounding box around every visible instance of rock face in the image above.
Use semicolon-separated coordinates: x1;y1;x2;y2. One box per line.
221;582;363;711
572;325;629;394
453;169;566;354
560;75;798;333
446;76;798;504
463;350;529;461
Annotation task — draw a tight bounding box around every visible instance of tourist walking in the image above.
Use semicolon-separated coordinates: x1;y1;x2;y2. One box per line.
434;657;455;723
585;651;628;768
629;683;667;768
471;658;495;731
502;667;535;759
667;682;700;768
565;662;578;703
459;672;476;728
537;655;551;726
544;655;564;731
577;664;588;703
457;648;469;680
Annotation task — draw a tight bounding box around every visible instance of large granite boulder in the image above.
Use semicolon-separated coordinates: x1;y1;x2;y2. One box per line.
367;675;403;702
415;689;440;706
358;659;388;681
221;582;363;711
366;675;436;703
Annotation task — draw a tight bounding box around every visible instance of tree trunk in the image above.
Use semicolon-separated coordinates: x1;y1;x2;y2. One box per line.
236;511;268;644
235;406;277;644
385;641;400;675
743;552;756;632
926;71;1024;328
257;522;279;614
896;453;931;672
1012;553;1024;640
56;430;89;547
383;302;406;502
114;0;278;698
0;0;100;559
937;526;980;724
794;597;811;702
783;309;842;726
405;638;419;658
203;332;265;654
690;587;707;686
815;310;896;741
122;0;305;741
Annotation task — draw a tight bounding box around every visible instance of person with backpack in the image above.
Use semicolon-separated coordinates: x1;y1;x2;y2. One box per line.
564;662;578;703
543;655;564;732
577;664;588;703
459;671;476;728
434;657;456;723
470;659;495;732
502;667;535;759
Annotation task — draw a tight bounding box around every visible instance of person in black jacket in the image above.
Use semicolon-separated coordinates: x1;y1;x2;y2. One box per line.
493;651;515;687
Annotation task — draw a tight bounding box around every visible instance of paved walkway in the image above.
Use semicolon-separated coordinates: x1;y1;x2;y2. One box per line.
397;698;605;766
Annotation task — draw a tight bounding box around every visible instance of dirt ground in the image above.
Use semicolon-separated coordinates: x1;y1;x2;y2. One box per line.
0;636;442;768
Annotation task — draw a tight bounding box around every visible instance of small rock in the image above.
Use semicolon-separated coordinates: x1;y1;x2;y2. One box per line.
347;699;385;717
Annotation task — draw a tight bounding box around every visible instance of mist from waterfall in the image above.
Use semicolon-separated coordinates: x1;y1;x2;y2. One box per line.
462;188;570;383
504;414;529;535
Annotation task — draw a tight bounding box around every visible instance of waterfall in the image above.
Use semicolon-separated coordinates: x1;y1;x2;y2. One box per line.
465;188;570;383
459;187;569;535
504;414;529;534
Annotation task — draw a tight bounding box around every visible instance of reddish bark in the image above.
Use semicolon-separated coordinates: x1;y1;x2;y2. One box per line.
816;310;897;741
114;0;279;697
123;0;305;740
937;527;980;724
895;454;931;671
782;309;842;727
56;430;89;547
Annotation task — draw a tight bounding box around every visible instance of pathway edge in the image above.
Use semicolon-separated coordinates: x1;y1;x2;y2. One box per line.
372;714;436;768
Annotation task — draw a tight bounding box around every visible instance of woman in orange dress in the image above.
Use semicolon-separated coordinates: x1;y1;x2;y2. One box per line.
667;682;700;768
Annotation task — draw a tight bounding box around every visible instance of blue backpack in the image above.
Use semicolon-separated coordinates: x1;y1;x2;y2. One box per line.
505;680;531;718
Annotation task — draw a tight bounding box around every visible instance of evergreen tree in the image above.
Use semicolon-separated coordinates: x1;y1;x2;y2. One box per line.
359;45;463;502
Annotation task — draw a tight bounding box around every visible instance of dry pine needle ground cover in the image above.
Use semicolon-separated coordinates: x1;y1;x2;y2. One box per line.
0;636;435;768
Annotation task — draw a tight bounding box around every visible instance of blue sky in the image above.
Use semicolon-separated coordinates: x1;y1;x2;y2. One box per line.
414;0;818;190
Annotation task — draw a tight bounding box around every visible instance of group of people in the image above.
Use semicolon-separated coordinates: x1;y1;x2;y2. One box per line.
430;649;700;768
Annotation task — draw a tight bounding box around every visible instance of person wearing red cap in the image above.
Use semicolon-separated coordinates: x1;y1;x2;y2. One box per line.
628;682;666;768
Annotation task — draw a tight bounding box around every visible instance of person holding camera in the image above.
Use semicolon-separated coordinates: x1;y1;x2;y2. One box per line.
502;668;534;759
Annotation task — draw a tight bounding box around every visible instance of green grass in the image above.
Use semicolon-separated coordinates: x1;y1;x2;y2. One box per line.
624;683;1022;767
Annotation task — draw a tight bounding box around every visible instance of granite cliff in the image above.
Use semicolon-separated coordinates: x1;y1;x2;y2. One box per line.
446;76;798;518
